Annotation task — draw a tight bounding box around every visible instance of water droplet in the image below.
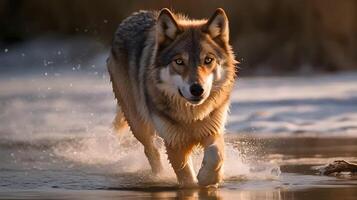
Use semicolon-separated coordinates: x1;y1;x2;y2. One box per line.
104;19;108;23
4;48;8;53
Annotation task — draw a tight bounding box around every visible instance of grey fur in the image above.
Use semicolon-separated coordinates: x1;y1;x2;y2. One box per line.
112;11;157;68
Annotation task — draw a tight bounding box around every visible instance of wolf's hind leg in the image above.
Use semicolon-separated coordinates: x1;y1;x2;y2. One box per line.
113;105;128;133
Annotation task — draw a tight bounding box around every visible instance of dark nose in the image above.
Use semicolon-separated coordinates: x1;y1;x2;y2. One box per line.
190;83;204;97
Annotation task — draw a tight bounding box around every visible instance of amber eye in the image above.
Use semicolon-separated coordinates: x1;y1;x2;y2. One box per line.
204;57;213;64
175;58;184;65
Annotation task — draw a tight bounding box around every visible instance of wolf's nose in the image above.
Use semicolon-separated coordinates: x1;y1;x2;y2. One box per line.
190;83;204;97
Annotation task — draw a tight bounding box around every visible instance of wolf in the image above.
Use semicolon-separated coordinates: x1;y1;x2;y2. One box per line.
107;8;237;187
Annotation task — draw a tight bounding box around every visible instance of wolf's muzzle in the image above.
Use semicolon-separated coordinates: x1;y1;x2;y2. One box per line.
190;83;204;97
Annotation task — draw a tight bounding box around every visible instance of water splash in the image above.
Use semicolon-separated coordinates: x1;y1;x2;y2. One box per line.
52;130;280;186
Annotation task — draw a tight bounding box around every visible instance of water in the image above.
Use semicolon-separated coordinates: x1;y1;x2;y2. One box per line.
1;136;357;199
1;65;357;199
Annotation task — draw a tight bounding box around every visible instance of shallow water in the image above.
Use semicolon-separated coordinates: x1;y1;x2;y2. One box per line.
0;71;357;199
1;137;357;200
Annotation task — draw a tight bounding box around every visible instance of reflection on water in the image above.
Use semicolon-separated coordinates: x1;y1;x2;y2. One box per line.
2;187;357;200
1;137;357;199
108;188;283;200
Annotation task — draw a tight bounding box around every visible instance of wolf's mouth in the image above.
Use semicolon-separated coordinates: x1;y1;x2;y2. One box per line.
189;98;203;104
178;89;203;104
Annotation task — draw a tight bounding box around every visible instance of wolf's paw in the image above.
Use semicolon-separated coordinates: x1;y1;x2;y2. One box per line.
197;144;223;186
178;181;199;188
197;167;222;187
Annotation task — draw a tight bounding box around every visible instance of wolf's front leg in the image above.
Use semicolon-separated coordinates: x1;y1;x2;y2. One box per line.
166;144;197;187
197;134;224;187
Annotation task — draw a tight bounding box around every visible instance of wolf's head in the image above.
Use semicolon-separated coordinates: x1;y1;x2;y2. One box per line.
154;8;235;105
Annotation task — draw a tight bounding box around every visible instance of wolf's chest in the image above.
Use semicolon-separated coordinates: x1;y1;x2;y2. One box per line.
151;110;226;148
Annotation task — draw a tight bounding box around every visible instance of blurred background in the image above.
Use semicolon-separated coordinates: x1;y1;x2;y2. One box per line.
1;0;357;75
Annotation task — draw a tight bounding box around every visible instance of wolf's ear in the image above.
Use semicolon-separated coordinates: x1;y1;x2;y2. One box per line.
203;8;229;43
157;8;179;44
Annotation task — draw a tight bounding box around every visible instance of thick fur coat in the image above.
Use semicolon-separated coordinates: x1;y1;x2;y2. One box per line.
107;8;237;187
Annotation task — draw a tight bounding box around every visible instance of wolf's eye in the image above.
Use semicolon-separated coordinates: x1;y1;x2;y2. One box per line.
175;58;184;65
204;57;213;64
